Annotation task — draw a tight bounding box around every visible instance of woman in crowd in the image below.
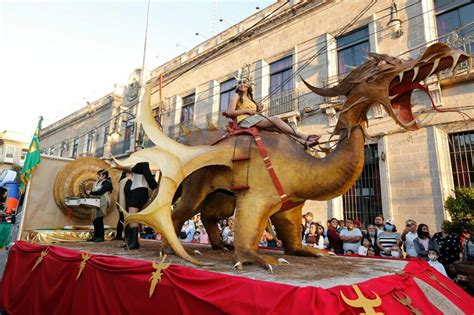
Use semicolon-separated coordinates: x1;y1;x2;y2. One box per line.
413;224;439;261
376;219;401;257
432;220;460;269
227;76;320;147
303;222;325;249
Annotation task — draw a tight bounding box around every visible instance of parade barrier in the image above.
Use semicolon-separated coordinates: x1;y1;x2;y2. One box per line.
1;241;472;314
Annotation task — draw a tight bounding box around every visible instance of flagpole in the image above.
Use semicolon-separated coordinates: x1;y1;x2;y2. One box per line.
135;0;151;148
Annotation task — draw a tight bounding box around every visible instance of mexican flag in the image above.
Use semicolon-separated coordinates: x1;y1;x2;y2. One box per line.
19;117;43;193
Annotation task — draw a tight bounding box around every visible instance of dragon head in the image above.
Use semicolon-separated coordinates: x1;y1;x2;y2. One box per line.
303;43;471;133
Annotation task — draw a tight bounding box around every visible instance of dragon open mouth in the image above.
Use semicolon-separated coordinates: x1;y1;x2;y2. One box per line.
387;48;471;130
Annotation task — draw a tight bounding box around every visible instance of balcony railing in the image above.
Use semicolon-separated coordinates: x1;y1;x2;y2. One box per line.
205;112;230;130
266;89;300;117
167;120;193;139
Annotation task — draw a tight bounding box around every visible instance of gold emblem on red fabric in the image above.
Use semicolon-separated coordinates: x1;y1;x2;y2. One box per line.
340;284;384;315
391;290;421;315
31;248;49;272
149;255;170;297
426;270;462;300
76;252;91;280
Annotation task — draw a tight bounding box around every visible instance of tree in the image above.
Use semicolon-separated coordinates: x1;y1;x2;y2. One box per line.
444;187;474;234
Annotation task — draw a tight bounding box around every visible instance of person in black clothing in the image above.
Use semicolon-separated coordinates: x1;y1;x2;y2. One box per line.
114;171;132;241
126;161;158;249
86;169;113;243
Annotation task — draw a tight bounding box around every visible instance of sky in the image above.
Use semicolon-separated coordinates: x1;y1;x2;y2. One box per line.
0;0;275;138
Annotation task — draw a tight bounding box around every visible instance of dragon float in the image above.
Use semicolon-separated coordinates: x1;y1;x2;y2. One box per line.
115;43;470;269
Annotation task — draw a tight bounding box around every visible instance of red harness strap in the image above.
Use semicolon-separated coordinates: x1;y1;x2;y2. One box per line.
224;121;303;211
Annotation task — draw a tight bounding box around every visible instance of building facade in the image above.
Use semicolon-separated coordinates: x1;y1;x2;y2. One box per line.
0;131;30;171
42;0;473;230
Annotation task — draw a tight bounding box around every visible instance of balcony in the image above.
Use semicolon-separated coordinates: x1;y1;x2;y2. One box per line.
167;120;193;139
205;112;231;130
266;89;300;118
111;140;132;156
320;74;347;105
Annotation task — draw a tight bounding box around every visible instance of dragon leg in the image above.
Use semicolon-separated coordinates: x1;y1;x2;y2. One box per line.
232;196;280;270
199;191;236;250
271;205;330;257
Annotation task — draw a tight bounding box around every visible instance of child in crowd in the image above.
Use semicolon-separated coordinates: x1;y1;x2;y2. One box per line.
358;237;371;256
345;249;354;255
428;248;448;277
367;246;376;257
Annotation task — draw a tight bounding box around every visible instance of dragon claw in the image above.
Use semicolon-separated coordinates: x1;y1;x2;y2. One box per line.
193;250;202;256
233;262;243;270
277;258;290;265
267;264;273;273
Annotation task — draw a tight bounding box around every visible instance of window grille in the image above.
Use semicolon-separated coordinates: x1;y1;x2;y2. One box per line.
449;131;474;188
342;144;382;228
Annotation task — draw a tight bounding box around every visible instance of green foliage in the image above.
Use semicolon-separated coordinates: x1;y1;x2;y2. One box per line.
444;187;474;234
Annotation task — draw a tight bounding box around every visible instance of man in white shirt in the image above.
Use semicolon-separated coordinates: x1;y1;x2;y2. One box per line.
401;219;418;257
340;218;362;253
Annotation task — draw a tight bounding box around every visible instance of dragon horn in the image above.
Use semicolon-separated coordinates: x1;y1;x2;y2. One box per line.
300;76;351;97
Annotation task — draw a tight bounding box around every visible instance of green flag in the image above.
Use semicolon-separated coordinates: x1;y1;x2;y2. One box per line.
19;116;43;193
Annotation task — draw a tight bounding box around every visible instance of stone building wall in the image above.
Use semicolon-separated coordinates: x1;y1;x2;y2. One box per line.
40;0;474;231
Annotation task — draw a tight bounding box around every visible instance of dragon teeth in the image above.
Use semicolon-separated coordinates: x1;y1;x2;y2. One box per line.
398;72;404;83
450;53;461;74
411;66;419;82
389;94;398;101
427;58;440;78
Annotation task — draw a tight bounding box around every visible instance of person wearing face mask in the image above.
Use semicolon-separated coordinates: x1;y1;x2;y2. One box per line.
376;219;401;257
427;248;448;277
413;224;439;261
390;245;403;258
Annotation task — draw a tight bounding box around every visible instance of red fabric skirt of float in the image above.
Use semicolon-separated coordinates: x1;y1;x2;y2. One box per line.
0;241;472;315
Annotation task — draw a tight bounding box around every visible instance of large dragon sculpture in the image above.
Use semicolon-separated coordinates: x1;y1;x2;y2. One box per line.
117;43;470;269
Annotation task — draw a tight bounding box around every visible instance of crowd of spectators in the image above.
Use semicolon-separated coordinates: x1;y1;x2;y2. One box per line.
301;212;474;289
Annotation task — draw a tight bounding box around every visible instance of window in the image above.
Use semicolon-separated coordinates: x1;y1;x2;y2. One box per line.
337;27;369;76
123;121;134;151
435;0;473;53
5;146;15;159
20;149;28;160
269;56;293;95
86;134;94;154
71;139;79;158
219;78;237;112
342;144;382;227
104;126;109;145
60;142;68;157
449;131;474;188
180;93;195;126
